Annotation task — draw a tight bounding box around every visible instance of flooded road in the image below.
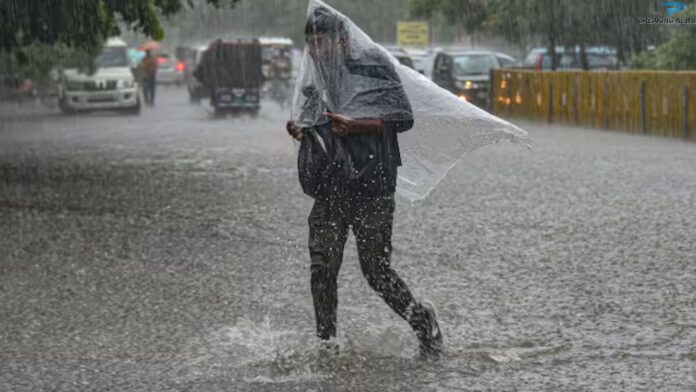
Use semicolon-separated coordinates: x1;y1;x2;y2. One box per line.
1;89;695;391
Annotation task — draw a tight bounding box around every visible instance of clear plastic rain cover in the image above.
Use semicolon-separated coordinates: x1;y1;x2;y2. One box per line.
292;0;530;201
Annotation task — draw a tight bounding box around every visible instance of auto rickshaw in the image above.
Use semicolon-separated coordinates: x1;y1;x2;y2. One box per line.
193;37;264;116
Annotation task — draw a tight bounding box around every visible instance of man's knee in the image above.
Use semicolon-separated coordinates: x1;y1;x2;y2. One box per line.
310;260;329;276
309;242;334;270
308;223;344;272
361;262;390;291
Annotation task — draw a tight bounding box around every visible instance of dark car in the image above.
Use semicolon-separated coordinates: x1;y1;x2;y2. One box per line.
523;46;620;70
431;50;518;108
194;38;264;116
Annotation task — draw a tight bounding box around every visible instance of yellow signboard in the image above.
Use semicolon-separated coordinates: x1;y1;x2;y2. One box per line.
397;21;429;47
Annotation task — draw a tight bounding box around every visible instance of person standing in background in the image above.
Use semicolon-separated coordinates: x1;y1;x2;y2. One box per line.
139;50;158;106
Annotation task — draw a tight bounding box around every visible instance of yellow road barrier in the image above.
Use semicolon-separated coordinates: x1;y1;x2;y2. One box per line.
490;69;696;141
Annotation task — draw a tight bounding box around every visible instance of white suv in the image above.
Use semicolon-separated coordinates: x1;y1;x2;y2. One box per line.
59;37;140;115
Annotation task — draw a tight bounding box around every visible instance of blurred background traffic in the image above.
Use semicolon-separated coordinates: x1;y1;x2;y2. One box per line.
2;0;689;118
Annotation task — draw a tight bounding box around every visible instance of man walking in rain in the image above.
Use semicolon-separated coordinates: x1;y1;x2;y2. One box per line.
286;4;443;359
139;50;158;106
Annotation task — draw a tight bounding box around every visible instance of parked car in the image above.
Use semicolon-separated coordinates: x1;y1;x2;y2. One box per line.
412;48;443;79
404;48;432;76
382;45;415;68
155;53;186;85
58;37;140;115
431;50;518;108
523;46;620;70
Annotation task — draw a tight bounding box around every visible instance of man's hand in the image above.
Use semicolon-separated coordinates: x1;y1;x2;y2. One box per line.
325;112;383;136
325;112;353;136
286;120;303;140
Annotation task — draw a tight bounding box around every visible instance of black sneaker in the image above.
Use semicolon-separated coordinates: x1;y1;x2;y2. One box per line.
317;340;340;357
414;303;443;360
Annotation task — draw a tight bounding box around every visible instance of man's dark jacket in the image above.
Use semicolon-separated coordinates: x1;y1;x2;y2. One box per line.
298;50;413;199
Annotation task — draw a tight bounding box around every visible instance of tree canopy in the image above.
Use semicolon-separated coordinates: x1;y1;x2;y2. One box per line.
0;0;239;56
631;5;696;71
411;0;667;69
411;0;487;41
0;0;690;75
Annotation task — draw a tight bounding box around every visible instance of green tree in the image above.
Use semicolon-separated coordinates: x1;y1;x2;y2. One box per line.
411;0;487;42
631;5;696;71
415;0;666;69
0;0;241;80
164;0;411;47
0;0;239;56
478;0;565;68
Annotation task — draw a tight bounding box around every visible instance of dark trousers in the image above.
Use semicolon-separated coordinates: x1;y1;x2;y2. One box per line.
308;193;418;340
142;77;156;105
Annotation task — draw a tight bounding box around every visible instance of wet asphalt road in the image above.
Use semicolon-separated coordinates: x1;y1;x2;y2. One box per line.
1;88;695;391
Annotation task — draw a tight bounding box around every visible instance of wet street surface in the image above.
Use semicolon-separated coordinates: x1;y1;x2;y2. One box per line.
1;89;695;391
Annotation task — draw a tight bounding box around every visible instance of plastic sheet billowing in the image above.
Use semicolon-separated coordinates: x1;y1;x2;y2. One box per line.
292;0;530;201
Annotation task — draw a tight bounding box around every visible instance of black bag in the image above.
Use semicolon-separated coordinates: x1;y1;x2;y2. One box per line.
298;130;331;198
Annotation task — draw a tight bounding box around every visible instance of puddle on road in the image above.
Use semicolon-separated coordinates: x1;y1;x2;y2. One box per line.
172;315;572;390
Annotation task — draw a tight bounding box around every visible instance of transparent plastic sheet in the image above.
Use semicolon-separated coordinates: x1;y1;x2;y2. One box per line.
292;0;530;201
